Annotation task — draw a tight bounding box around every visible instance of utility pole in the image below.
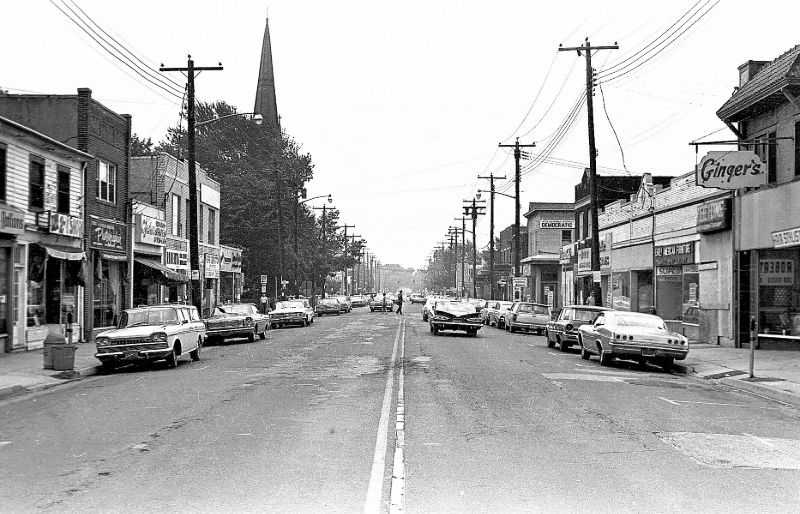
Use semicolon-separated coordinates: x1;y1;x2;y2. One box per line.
463;198;486;299
478;173;506;299
498;138;535;280
559;38;618;307
454;217;468;298
448;227;460;293
348;234;361;295
160;56;223;315
313;204;330;297
341;224;355;294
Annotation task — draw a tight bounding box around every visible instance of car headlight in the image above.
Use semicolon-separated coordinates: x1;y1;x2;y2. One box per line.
151;332;167;342
432;315;448;321
564;323;574;332
96;336;110;346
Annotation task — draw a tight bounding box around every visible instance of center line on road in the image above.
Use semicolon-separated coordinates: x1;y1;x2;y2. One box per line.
390;319;406;513
364;318;402;514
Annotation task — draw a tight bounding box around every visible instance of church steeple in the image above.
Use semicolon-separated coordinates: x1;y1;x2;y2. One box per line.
254;16;280;132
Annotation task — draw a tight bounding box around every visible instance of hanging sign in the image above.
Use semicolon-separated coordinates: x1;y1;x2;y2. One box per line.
137;214;167;246
697;151;766;189
50;213;83;238
577;247;592;276
89;218;125;251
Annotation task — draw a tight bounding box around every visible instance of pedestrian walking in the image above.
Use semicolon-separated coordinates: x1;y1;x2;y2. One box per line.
396;290;404;315
584;291;596;306
381;292;387;314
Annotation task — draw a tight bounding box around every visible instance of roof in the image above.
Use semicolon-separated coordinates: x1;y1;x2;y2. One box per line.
0;115;93;160
524;202;574;217
521;252;560;264
717;44;800;122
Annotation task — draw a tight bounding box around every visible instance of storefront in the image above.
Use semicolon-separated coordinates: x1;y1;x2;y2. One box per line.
654;240;699;338
88;216;127;336
559;243;575;307
132;202;169;307
219;245;243;304
201;244;220;316
576;245;593;304
608;241;653;314
165;243;189;302
0;205;25;352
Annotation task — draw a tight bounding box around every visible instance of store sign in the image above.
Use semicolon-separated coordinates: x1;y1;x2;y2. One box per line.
220;247;243;273
137;214;167;246
165;250;188;270
540;219;574;229
654;242;694;266
50;212;83;238
90;218;125;251
771;227;800;249
697;198;731;233
599;234;612;270
697;151;766;189
204;254;220;279
577;247;592;275
656;266;683;276
0;206;25;235
559;244;574;265
759;259;794;286
513;277;527;288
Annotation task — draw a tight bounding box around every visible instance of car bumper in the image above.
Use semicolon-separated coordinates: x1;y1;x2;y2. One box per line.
608;343;688;360
431;320;482;331
95;347;173;362
510;320;547;330
207;327;252;338
270;317;305;325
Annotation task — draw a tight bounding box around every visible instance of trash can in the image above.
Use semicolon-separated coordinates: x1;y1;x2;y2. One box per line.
43;332;68;370
51;344;77;371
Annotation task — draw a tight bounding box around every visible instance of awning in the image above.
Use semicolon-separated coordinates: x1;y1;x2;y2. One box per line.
101;252;128;262
38;243;85;261
134;257;188;283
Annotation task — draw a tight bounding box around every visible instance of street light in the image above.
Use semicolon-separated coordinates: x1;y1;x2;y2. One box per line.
196;112;263;128
294;193;332;296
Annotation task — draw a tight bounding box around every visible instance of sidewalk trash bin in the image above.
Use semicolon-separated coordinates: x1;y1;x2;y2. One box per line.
52;344;77;371
43;332;68;370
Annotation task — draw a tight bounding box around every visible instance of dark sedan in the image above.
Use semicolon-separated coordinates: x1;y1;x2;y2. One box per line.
315;298;342;316
546;305;611;351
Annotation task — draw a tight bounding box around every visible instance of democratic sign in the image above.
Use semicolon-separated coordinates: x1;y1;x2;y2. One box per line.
540;219;574;229
697;151;766;189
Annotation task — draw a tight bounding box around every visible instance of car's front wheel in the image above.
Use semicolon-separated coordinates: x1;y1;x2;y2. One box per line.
190;339;201;361
166;346;179;368
559;338;570;352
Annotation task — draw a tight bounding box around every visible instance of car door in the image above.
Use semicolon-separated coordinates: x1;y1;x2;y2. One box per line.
583;313;605;350
516;304;534;326
186;306;205;347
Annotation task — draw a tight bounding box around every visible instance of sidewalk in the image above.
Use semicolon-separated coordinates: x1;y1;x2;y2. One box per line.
0;343;101;400
675;344;800;408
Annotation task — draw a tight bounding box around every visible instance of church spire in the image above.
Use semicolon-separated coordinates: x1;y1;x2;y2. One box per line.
254;16;280;132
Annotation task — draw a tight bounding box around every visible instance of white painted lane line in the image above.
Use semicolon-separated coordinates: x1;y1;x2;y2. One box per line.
658;397;782;409
390;319;406;514
658;396;681;406
542;373;627;382
547;352;559;356
364;318;402;514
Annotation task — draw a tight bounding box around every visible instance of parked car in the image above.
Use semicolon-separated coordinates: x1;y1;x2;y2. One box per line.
496;302;517;329
429;300;483;337
506;302;551;334
370;294;394;312
577;311;689;369
219;303;270;340
316;297;342;316
94;305;205;372
466;298;488;314
480;301;493;325
335;295;353;313
410;293;426;304
350;294;368;308
422;296;445;321
270;299;315;328
486;301;513;327
546;305;610;351
204;306;258;344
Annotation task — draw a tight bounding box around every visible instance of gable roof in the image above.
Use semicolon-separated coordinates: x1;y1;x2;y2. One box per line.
717;44;800;123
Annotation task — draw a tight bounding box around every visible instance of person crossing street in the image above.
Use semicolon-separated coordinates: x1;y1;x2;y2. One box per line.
396;290;404;315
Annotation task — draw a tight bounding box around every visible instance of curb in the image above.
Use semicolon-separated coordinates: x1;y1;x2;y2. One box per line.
0;364;103;401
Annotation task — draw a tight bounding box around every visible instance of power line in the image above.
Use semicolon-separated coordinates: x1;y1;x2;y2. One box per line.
598;82;629;175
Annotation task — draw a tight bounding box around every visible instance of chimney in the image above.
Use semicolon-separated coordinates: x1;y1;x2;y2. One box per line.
737;60;769;87
77;88;92;153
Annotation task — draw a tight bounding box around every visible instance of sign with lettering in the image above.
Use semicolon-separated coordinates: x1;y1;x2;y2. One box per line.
0;206;25;235
89;218;125;251
220;247;243;273
512;277;527;288
204;253;220;279
577;247;592;276
136;214;166;246
599;234;611;271
772;227;800;249
697;151;766;189
654;242;694;266
697;198;731;233
759;259;794;286
559;244;574;265
540;219;574;230
50;213;83;239
165;250;188;270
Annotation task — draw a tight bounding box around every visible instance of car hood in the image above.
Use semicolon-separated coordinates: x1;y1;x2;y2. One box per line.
271;307;304;314
100;325;169;339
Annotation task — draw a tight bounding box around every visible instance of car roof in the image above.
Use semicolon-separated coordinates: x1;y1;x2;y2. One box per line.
562;305;612;311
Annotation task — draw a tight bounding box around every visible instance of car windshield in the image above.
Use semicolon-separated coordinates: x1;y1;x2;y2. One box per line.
498;302;513;309
613;314;666;330
435;301;476;314
321;299;338;305
120;308;179;327
572;309;601;322
276;301;304;310
223;304;256;315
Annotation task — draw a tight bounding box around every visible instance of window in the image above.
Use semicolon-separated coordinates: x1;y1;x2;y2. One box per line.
578;212;584;240
198;204;204;242
0;143;6;202
795;121;800;177
171;194;181;236
768;131;777;183
97;160;117;203
208;208;216;243
57;165;70;214
561;230;572;245
29;155;45;210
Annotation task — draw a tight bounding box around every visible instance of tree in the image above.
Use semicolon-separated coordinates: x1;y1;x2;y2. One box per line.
130;133;154;156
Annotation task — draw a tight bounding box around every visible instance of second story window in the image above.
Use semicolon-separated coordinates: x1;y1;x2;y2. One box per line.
0;144;6;202
57;165;70;214
208;208;216;244
97;160;117;203
171;194;182;236
29;155;45;211
561;230;572;245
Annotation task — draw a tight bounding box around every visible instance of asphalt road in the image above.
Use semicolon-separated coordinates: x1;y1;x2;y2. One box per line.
1;303;799;513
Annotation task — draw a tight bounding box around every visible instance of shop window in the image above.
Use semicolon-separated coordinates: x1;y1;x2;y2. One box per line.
682;265;700;324
29;155;45;211
636;270;654;314
758;250;800;335
57;165;70;214
208;208;216;243
611;272;631;311
0;143;7;202
94;257;121;328
97;160;117;203
561;230;572;245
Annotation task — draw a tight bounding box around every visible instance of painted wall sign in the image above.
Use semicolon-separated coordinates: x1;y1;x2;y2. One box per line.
696;197;731;233
654;242;694;266
90;218;125;251
200;183;221;209
204;253;220;279
772;227;800;249
697;151;766;189
577;247;592;275
0;206;25;235
540;219;574;229
759;259;794;286
50;212;83;239
559;244;574;265
599;234;612;271
137;214;167;246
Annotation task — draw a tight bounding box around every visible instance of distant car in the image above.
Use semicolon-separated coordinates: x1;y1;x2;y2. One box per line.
316;298;342;316
335;296;353;313
466;298;488;314
350;295;368;308
211;303;270;341
204;305;258;344
270;299;315;328
506;302;551;334
94;305;205;372
429;300;483;337
577;311;689;369
486;301;512;327
480;302;493;324
370;294;394;312
546;305;611;351
410;293;426;304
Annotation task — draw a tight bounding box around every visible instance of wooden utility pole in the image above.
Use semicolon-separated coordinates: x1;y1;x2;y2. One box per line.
340;224;355;294
498;139;535;280
312;204;330;297
160;56;223;315
559;38;618;307
454;217;468;298
478;173;506;299
463;198;486;298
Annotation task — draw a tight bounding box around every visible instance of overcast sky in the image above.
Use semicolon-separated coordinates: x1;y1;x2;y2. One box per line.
4;1;798;269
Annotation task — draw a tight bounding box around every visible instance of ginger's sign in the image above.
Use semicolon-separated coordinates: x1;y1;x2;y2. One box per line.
697;151;766;189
